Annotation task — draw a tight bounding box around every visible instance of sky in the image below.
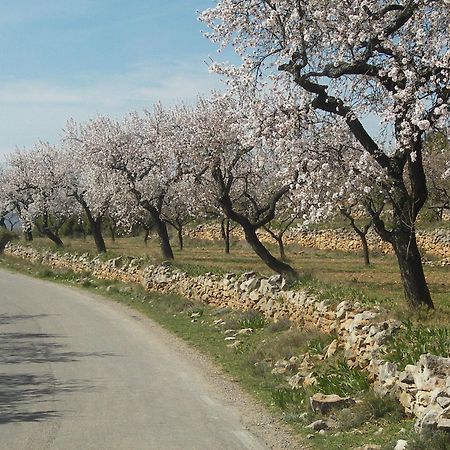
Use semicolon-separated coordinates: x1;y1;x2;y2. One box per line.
0;0;224;156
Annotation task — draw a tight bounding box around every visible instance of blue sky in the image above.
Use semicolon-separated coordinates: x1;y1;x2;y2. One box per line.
0;0;223;155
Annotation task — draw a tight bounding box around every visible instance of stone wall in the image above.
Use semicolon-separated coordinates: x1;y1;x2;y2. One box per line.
188;225;450;260
4;243;449;434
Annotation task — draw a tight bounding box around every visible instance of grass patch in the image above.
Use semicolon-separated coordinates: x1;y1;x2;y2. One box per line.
336;392;404;431
314;359;371;397
384;320;450;369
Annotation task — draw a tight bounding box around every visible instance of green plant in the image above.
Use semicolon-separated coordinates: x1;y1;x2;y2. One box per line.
384;320;450;370
0;229;16;253
268;318;291;333
271;386;306;410
314;359;370;397
337;392;404;431
406;430;450;450
307;335;333;355
226;310;266;330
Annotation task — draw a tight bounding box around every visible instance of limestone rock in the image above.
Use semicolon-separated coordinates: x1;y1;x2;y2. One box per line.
310;393;355;414
306;419;329;431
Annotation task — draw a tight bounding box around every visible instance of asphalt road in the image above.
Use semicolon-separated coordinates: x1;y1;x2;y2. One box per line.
0;269;268;450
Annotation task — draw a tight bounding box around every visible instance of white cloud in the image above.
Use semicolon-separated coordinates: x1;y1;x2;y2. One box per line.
0;60;224;156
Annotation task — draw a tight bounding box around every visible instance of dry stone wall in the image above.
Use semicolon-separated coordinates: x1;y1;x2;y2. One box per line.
188;225;450;260
4;243;449;434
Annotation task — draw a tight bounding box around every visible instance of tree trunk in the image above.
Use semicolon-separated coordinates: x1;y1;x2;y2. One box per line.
391;228;433;309
177;226;183;251
221;219;231;254
83;209;106;253
243;225;297;280
0;218;5;229
148;210;174;260
144;228;150;246
360;233;370;266
43;228;64;248
277;236;287;261
110;225;116;242
25;230;33;241
91;220;107;253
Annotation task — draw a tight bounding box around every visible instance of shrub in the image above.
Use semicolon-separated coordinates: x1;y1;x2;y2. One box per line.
384;320;450;370
406;431;450;450
268;318;291;333
0;229;15;253
337;392;404;431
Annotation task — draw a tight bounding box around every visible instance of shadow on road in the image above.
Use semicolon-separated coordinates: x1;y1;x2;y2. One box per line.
0;313;116;424
0;332;115;364
0;374;84;424
0;313;51;326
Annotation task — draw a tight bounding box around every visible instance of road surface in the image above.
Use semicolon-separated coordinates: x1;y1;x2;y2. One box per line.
0;269;270;450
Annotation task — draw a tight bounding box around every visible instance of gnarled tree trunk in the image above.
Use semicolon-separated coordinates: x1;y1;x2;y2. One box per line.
392;227;433;309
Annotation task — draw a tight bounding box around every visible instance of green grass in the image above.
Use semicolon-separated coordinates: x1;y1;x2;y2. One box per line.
384;320;450;369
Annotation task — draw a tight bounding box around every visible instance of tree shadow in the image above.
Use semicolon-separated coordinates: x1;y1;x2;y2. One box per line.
0;332;115;364
0;374;88;424
0;314;117;424
0;313;52;326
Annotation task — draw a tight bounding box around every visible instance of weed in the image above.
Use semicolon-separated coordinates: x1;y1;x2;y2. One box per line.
307;335;333;355
314;359;370;397
405;430;450;450
271;386;306;410
268;318;291;333
38;268;54;278
384;320;450;370
336;392;404;431
239;310;266;329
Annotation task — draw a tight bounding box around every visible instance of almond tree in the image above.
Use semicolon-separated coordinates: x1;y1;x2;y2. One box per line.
5;145;74;247
294;128;389;267
182;95;300;279
201;1;450;308
65;107;181;260
63;121;132;253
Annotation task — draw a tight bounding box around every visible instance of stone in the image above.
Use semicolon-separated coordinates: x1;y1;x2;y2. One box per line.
414;407;441;434
237;328;253;335
437;396;450;409
240;277;261;292
248;291;261;302
356;446;381;450
394;440;408;450
310;393;355;414
437;417;450;430
324;339;338;359
399;391;413;412
420;354;450;377
227;340;242;349
306;419;329;431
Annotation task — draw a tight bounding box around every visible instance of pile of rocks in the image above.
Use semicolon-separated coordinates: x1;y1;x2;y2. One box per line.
4;242;449;434
375;354;450;434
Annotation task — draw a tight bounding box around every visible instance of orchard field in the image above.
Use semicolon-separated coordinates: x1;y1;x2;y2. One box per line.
26;222;450;322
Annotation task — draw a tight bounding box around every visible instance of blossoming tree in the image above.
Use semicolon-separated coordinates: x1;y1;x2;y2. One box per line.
200;0;450;308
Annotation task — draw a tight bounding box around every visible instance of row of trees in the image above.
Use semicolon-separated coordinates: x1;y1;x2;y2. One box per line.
0;93;448;309
0;1;449;310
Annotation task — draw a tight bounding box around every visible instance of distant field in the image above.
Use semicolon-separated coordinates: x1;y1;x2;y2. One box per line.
25;233;450;323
